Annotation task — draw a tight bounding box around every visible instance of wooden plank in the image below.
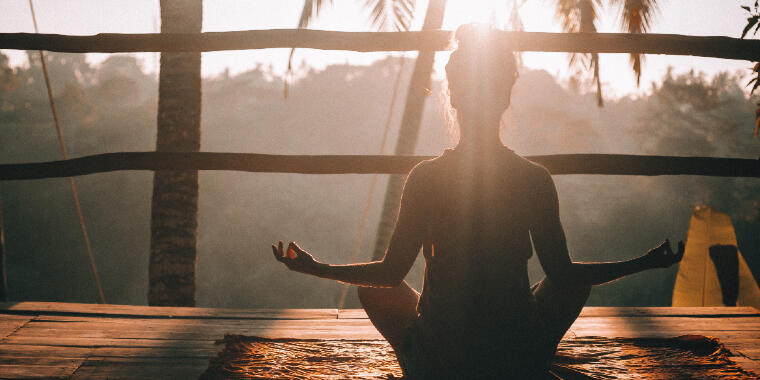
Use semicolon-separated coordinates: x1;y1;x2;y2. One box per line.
569;316;760;329
71;357;209;380
1;30;759;62
339;307;760;319
0;356;83;366
0;344;219;360
19;317;376;338
0;345;91;358
2;336;220;349
338;309;367;319
0;316;32;340
27;315;369;326
577;307;760;317
0;364;80;379
6;324;383;342
3;152;760;181
4;317;384;343
0;302;337;320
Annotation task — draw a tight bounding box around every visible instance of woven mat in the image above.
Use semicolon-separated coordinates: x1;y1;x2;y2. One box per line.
199;334;757;379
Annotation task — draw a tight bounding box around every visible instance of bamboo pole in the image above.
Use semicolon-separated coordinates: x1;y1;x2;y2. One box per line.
28;0;105;304
1;30;759;61
0;152;758;179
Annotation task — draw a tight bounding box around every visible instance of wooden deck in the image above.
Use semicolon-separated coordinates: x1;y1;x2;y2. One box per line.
0;302;758;379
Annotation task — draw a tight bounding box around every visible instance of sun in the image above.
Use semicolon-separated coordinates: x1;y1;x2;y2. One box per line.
442;0;553;33
444;0;509;28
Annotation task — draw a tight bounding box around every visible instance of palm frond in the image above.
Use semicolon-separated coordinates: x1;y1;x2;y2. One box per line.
297;0;333;28
555;0;603;106
613;0;659;86
741;1;760;39
285;0;334;98
507;0;525;67
364;0;416;31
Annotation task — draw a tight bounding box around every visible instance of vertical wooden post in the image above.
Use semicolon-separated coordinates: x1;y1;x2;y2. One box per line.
148;0;202;306
372;0;447;260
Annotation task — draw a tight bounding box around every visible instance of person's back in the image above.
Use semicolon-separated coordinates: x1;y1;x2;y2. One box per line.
408;148;549;377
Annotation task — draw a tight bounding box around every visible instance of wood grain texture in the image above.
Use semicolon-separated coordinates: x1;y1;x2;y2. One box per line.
0;302;337;319
0;316;31;340
0;302;757;379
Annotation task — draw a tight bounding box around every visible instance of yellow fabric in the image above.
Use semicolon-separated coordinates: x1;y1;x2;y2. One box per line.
672;206;760;308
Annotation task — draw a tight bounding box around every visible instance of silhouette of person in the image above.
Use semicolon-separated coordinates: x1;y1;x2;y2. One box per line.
272;24;684;379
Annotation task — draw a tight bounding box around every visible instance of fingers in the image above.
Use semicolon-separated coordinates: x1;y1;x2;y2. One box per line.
290;241;305;254
272;240;307;263
273;240;288;264
287;242;297;259
663;239;673;255
272;245;284;262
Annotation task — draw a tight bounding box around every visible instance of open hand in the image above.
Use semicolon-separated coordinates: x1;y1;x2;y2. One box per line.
271;240;320;275
645;239;685;269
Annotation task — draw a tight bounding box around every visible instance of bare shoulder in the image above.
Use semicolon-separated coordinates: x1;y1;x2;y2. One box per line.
408;152;446;178
507;151;552;185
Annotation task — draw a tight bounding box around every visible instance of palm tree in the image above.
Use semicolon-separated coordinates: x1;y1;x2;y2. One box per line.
285;0;416;97
148;0;202;307
372;0;447;260
554;0;604;105
554;0;660;105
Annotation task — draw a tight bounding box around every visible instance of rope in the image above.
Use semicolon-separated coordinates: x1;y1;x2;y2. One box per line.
337;57;406;309
28;0;105;304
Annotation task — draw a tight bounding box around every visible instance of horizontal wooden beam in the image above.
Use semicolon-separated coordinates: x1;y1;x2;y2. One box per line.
1;30;759;61
0;152;758;180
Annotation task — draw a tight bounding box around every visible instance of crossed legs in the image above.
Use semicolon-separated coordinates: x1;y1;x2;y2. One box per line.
532;276;591;356
356;281;419;355
357;277;590;372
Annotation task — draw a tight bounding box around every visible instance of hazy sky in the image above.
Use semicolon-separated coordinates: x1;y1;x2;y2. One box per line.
0;0;753;97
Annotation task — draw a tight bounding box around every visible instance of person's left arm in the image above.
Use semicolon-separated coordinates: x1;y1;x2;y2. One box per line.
271;166;426;288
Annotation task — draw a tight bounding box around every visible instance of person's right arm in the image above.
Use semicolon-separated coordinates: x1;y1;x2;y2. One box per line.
529;167;683;286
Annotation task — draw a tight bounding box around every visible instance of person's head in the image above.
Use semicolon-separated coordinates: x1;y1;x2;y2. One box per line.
445;24;518;142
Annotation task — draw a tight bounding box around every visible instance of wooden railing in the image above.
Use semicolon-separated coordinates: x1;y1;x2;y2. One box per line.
1;30;759;61
0;152;758;180
1;28;758;180
1;28;758;182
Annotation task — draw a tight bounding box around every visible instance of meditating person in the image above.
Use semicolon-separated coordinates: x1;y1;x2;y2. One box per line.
271;24;685;379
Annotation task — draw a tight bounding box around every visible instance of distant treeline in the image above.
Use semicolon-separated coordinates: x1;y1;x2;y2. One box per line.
0;51;758;308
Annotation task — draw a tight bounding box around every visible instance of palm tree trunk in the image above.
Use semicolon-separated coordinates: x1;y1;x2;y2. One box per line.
148;0;202;306
371;0;447;260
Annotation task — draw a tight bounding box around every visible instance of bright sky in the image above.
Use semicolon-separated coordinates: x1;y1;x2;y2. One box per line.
0;0;753;97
